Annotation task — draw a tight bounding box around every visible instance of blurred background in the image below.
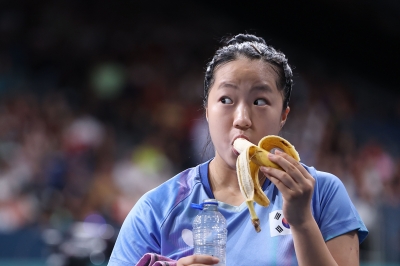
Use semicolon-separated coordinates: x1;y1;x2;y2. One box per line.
0;0;399;265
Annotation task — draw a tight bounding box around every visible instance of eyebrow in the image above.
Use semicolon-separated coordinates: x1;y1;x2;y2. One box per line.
251;85;273;93
218;82;238;90
218;82;274;93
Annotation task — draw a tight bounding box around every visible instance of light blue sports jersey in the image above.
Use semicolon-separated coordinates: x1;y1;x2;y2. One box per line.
109;160;368;266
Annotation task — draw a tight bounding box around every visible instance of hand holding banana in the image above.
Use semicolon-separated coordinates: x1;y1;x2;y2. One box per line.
234;135;300;232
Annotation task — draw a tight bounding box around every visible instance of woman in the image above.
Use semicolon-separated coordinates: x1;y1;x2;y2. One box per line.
108;34;368;266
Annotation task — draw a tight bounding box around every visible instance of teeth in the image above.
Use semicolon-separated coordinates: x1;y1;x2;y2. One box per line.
234;135;300;233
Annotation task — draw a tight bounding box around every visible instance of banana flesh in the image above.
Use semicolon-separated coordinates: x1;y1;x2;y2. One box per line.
234;135;300;232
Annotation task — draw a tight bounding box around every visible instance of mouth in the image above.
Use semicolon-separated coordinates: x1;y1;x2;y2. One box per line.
232;135;250;145
232;135;250;156
232;146;240;156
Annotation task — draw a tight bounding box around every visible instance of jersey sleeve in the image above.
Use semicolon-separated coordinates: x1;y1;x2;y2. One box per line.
312;170;368;243
108;196;161;265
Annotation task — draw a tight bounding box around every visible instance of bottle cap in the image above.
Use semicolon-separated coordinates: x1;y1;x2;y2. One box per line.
190;199;218;210
190;203;204;210
203;199;218;204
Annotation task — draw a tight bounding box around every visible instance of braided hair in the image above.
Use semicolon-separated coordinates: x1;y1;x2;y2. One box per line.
204;34;293;110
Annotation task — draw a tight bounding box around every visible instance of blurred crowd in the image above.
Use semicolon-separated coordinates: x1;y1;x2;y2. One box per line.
0;0;400;264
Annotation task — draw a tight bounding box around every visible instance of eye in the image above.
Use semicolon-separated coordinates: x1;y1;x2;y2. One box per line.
254;98;268;106
220;97;233;104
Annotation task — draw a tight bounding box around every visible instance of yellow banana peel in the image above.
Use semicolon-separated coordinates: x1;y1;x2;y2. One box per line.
234;135;300;232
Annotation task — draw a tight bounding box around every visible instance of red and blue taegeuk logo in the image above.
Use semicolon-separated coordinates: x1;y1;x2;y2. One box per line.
282;217;290;229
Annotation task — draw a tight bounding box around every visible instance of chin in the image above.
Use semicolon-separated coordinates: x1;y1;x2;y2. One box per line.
227;153;238;170
214;146;238;168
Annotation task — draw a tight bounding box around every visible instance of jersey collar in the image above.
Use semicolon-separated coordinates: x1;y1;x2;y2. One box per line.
199;159;271;199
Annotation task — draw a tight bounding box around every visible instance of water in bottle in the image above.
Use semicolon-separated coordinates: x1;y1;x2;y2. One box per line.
191;199;227;266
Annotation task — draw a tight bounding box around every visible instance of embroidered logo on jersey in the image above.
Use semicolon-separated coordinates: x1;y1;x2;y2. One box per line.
269;210;292;237
182;229;194;247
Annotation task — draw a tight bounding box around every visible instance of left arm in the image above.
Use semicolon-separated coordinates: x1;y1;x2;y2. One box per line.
326;230;360;265
260;150;360;266
289;217;359;266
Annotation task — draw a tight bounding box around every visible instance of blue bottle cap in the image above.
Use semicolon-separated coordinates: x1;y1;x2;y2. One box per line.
190;203;204;210
191;199;219;210
203;199;219;205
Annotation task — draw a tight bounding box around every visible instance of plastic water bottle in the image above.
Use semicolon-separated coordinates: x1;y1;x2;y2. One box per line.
191;199;227;266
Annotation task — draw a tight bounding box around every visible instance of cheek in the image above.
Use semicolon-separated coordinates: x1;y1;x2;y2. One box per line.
207;110;231;143
208;105;229;126
208;116;225;139
253;111;283;134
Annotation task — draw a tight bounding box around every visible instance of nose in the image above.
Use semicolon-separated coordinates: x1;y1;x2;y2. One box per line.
233;103;252;130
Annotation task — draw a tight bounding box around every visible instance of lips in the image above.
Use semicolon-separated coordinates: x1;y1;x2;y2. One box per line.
232;135;250;145
232;135;250;155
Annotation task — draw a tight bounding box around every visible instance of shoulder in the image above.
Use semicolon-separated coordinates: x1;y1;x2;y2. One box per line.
302;164;369;243
110;163;206;263
145;164;201;203
302;163;351;205
302;163;344;190
129;164;202;224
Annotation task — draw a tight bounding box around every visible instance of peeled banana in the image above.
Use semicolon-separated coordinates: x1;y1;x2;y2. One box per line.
234;135;300;232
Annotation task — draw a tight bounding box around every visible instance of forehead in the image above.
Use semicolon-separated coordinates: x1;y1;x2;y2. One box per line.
213;56;280;84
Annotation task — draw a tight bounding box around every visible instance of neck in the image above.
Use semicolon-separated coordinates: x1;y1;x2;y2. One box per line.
208;157;245;206
208;156;267;206
208;157;240;191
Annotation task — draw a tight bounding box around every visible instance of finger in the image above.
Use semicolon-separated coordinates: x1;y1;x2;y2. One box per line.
177;255;220;266
262;165;297;189
267;151;307;184
261;166;294;194
274;150;314;181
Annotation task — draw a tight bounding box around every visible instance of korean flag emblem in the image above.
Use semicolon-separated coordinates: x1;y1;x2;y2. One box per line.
269;210;292;237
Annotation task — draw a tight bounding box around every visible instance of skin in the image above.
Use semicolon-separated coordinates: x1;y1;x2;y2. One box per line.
178;56;359;266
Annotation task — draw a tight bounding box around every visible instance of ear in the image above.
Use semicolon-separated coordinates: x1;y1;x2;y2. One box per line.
280;107;290;128
205;108;209;122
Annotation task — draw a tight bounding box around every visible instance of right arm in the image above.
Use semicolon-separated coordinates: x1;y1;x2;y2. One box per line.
108;199;162;265
109;198;218;266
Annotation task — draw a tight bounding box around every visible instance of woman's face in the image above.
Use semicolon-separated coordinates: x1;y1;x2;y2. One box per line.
206;56;290;169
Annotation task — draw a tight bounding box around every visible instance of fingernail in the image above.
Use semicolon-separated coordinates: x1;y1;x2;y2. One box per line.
212;257;220;263
268;152;274;158
274;149;283;155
